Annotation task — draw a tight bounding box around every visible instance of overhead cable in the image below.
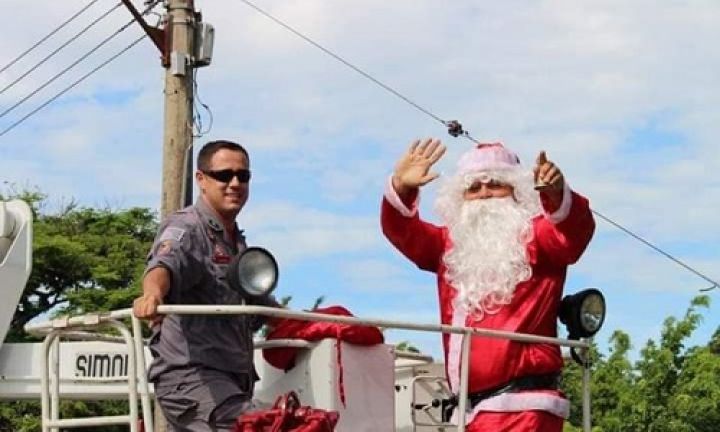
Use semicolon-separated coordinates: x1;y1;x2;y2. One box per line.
592;210;719;292
0;35;147;139
0;2;123;98
0;0;161;137
0;4;149;121
239;0;717;292
237;0;481;144
0;0;102;75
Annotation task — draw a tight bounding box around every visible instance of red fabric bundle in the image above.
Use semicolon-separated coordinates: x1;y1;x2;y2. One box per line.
234;391;339;432
262;305;384;405
263;305;384;370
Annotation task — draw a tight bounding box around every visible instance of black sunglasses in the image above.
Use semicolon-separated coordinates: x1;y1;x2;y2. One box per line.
202;169;251;183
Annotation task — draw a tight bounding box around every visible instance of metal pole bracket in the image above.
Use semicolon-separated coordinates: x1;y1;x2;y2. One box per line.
120;0;168;65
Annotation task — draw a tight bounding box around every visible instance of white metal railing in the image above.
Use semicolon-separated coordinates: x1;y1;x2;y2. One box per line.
25;305;593;432
39;324;130;432
32;317;152;432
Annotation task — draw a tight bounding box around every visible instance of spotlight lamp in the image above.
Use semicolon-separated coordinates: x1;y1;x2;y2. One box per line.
559;288;606;365
227;247;279;300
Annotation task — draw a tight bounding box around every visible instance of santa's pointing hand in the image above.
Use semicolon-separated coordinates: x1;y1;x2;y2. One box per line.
534;150;565;205
392;138;447;197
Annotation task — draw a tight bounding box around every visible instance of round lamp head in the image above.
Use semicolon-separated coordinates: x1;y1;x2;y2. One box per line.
559;288;606;339
228;247;278;299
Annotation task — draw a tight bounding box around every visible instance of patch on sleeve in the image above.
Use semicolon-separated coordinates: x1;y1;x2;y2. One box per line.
158;226;186;243
156;240;174;256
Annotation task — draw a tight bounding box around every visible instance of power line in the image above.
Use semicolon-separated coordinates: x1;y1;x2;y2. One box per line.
0;0;161;137
592;210;719;291
0;35;147;139
237;0;482;145
0;2;123;98
0;0;102;75
0;11;140;121
239;0;718;292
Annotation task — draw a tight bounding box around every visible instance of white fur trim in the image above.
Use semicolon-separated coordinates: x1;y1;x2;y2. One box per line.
447;302;467;392
474;392;570;418
457;144;520;175
384;175;418;217
544;182;572;224
453;392;570;425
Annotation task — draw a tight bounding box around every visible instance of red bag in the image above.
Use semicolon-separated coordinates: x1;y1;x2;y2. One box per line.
234;391;339;432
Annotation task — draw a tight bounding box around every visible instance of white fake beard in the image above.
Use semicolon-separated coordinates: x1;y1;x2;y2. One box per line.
442;197;534;319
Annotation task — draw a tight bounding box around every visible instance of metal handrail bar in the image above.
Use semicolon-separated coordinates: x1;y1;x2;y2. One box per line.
50;337;59;432
26;328;316;350
25;306;591;349
583;361;592;430
38;331;54;431
254;339;314;349
26;311;132;334
0;375;131;383
456;333;469;428
27;305;593;432
45;416;132;428
131;315;154;432
32;329;130;343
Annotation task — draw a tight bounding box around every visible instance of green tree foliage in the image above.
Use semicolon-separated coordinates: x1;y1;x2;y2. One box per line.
1;190;156;342
1;190;157;431
708;327;720;355
562;295;719;432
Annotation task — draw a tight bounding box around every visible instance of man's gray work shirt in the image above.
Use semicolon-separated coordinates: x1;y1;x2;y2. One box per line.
145;199;266;383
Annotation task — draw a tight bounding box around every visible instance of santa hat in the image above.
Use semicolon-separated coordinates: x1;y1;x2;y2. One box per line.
456;142;521;175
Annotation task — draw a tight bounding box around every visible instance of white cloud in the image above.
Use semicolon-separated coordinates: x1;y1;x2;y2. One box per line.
241;201;382;264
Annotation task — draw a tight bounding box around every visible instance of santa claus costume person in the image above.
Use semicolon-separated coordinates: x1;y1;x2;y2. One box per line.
381;139;595;432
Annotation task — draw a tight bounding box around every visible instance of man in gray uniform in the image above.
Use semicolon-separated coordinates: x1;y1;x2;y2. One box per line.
133;140;279;431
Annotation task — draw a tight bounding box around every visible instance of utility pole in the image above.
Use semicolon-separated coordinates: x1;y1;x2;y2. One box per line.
121;0;197;218
161;0;195;218
158;3;195;428
121;2;207;430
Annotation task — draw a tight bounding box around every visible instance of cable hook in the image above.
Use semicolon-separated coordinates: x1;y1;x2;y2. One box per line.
445;120;464;137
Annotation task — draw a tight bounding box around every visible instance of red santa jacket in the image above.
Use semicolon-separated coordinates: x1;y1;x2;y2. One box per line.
380;180;595;416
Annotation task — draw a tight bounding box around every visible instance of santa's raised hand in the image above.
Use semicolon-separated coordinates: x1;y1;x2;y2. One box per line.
534;150;565;206
392;138;446;196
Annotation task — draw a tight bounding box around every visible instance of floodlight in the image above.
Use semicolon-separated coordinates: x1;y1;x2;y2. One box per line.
227;247;278;299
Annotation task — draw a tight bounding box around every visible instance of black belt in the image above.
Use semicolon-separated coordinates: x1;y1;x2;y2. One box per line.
442;373;560;422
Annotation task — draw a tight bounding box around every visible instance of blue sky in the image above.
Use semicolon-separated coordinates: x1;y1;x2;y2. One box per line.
1;0;718;361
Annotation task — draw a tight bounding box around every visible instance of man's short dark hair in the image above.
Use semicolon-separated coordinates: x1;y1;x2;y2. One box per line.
197;140;250;171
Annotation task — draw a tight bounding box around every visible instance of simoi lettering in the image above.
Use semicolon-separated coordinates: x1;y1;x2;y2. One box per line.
75;353;129;378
